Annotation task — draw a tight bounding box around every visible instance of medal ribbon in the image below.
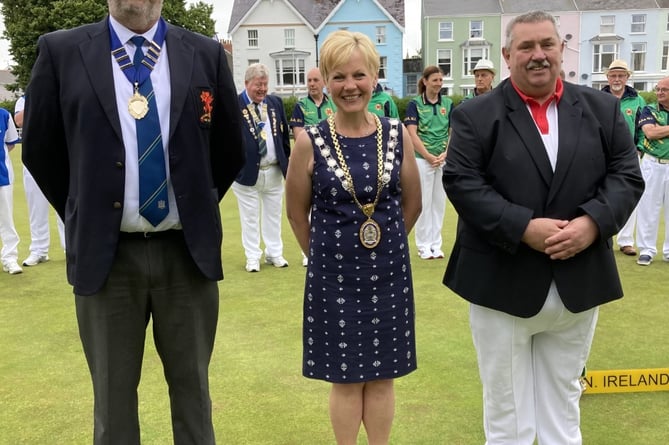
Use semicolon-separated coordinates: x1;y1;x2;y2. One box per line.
109;17;167;88
242;91;268;156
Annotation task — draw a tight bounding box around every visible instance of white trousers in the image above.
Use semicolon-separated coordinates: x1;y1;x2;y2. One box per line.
232;165;285;261
635;155;669;259
616;155;641;248
414;158;446;253
23;166;66;254
0;151;19;263
470;283;598;445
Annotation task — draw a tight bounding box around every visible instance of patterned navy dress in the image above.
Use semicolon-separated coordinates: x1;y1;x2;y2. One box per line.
303;117;417;383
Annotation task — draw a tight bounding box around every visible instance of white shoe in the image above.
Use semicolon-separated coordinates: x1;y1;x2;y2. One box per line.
265;256;289;268
245;259;260;272
432;249;445;259
418;249;433;260
22;253;50;266
302;255;308;267
3;261;23;275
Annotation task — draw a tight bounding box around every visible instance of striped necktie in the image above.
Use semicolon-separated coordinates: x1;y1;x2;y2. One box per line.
132;36;169;226
254;103;267;157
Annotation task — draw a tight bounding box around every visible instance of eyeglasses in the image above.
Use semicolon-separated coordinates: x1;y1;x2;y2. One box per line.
655;87;669;93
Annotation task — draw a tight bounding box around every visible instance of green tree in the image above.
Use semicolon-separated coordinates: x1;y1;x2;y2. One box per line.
0;0;215;91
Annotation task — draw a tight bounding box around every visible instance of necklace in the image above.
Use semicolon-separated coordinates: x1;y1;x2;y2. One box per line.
311;114;400;249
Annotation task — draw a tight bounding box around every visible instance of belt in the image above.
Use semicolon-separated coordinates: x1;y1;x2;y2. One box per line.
645;154;669;164
259;162;278;170
119;229;183;240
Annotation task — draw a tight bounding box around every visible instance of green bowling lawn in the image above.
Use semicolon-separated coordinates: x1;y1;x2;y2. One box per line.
1;145;667;444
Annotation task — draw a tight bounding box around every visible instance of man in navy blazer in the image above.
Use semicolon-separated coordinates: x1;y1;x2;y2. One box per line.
443;11;644;445
22;1;244;443
232;63;291;272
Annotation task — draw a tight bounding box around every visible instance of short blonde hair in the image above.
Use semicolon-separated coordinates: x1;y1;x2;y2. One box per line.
319;30;380;83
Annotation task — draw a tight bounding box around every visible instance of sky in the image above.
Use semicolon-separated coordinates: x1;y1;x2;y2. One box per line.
0;0;421;69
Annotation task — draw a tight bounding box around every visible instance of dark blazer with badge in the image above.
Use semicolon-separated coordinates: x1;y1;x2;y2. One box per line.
235;93;291;186
443;79;644;318
22;18;245;296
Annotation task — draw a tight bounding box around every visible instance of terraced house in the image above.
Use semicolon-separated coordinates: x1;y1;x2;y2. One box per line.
228;0;405;97
422;0;669;95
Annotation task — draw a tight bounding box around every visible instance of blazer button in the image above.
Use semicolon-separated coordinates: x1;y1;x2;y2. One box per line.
113;202;122;209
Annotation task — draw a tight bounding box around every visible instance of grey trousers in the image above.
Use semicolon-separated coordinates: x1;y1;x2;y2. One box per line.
75;231;219;445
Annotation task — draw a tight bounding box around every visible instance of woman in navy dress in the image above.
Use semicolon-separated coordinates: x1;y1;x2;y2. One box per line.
285;30;421;445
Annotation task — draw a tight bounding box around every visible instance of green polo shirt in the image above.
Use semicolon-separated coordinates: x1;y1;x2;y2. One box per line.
290;94;336;128
404;93;453;158
368;90;399;118
639;103;669;160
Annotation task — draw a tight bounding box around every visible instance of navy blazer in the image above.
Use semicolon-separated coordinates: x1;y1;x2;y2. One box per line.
235;93;291;186
22;18;245;296
443;79;644;317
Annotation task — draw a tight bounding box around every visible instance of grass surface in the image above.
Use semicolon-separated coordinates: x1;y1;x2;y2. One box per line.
1;145;667;444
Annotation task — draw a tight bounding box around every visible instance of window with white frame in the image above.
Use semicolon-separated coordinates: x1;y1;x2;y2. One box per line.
375;26;386;44
284;29;295;48
591;82;607;91
379;56;387;79
248;29;259;48
631;15;646;33
462;47;489;76
248;59;259;66
662;42;669;71
593;43;618;72
437;49;452;78
633;82;647;92
406;74;418;96
600;16;615;34
439;22;453;40
469;20;483;39
274;57;305;87
631;42;646;71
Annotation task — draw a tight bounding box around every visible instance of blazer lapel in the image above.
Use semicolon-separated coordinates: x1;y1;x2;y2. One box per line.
165;25;194;142
547;87;582;205
502;81;553;188
79;19;123;143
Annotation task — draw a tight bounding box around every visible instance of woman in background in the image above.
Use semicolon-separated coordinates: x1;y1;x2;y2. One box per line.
404;65;453;260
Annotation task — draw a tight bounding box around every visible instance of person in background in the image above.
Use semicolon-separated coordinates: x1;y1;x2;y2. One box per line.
443;11;643;444
601;59;646;257
368;82;399;118
233;63;292;272
289;66;336;266
290;67;336;140
462;59;496;101
0;106;21;274
14;95;66;265
22;0;245;442
285;30;421;445
404;65;453;260
635;76;669;266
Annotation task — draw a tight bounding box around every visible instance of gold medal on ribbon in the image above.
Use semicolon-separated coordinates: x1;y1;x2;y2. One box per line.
260;130;267;140
128;91;149;119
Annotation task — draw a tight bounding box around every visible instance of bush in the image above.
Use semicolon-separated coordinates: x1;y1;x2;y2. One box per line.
639;91;657;105
282;95;299;123
0;98;18;114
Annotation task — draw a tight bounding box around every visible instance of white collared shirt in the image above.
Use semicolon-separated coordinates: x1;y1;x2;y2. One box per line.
109;16;180;232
